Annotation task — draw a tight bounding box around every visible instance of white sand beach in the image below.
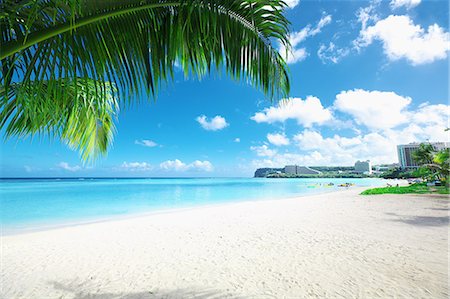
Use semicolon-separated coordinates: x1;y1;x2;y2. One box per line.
1;188;449;298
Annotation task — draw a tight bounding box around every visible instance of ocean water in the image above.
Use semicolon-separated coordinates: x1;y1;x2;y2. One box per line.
0;177;385;233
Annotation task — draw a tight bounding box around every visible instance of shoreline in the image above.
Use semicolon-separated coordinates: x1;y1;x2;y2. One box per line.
2;185;374;236
2;187;448;298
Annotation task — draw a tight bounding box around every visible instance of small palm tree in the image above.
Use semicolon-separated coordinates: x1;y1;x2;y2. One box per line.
1;0;290;161
412;143;435;166
412;143;450;183
433;149;450;182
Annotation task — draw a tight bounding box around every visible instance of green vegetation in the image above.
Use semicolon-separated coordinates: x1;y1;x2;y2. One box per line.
1;0;290;161
361;183;449;195
309;166;355;172
363;142;449;195
379;168;417;179
411;143;449;185
266;173;368;179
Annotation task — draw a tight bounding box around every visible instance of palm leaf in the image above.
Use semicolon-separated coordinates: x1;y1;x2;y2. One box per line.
1;0;291;161
0;78;118;162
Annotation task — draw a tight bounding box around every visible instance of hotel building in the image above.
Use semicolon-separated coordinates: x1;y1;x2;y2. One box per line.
354;160;372;174
397;142;450;169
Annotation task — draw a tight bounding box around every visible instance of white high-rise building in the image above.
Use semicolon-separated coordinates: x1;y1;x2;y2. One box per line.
354;160;372;174
397;142;450;169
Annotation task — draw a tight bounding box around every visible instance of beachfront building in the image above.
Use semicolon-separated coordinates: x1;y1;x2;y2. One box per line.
284;165;321;175
397;142;450;169
354;160;372;174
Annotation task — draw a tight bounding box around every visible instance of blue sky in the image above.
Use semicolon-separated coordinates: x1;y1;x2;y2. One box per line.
1;0;449;177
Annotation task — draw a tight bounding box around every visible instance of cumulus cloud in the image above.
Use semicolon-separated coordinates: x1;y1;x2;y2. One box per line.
251;89;449;167
280;14;332;64
250;145;277;157
57;162;81;172
190;160;214;172
334;89;412;130
121;161;152;171
251;151;326;169
412;103;449;126
251;96;333;127
160;159;187;171
135;139;158;147
234;138;241;143
253;121;448;168
292;118;449;166
356;15;450;65
160;159;213;172
293;130;398;165
267;133;290;146
334;90;449;140
390;0;421;9
196;115;229;131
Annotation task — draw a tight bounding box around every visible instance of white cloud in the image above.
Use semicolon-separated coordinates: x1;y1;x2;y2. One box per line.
160;159;187;171
357;1;380;31
251;96;333;127
57;162;81;172
196;115;229;131
250;89;449;167
312;15;333;35
135;139;158;147
279;14;332;64
281;47;308;64
317;42;350;64
390;0;421;9
234;138;241;143
356;15;450;65
295;130;361;152
267;133;290;146
291;119;449;166
334;89;411;130
121;161;152;171
293;130;397;165
250;145;277;157
412;103;449;126
190;160;214;172
251;151;326;169
160;159;213;172
284;0;300;9
253;120;449;168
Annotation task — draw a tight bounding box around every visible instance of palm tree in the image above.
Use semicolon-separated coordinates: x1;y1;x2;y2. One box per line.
411;143;450;182
432;149;449;182
412;143;435;166
1;0;290;161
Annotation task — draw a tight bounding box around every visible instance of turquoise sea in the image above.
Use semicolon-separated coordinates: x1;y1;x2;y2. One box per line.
1;178;385;233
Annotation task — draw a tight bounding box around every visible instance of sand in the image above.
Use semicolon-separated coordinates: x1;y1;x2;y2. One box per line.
1;188;449;298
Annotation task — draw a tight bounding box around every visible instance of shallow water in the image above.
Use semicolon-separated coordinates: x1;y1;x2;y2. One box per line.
0;177;385;232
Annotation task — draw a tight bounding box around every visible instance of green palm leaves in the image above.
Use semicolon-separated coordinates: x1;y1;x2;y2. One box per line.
1;0;291;161
1;79;118;162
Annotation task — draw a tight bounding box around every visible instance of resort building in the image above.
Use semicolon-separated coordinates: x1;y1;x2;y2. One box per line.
397;142;450;169
354;160;372;174
284;165;321;175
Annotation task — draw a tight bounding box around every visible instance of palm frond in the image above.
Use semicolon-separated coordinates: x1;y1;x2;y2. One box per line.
0;78;118;162
1;0;291;161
